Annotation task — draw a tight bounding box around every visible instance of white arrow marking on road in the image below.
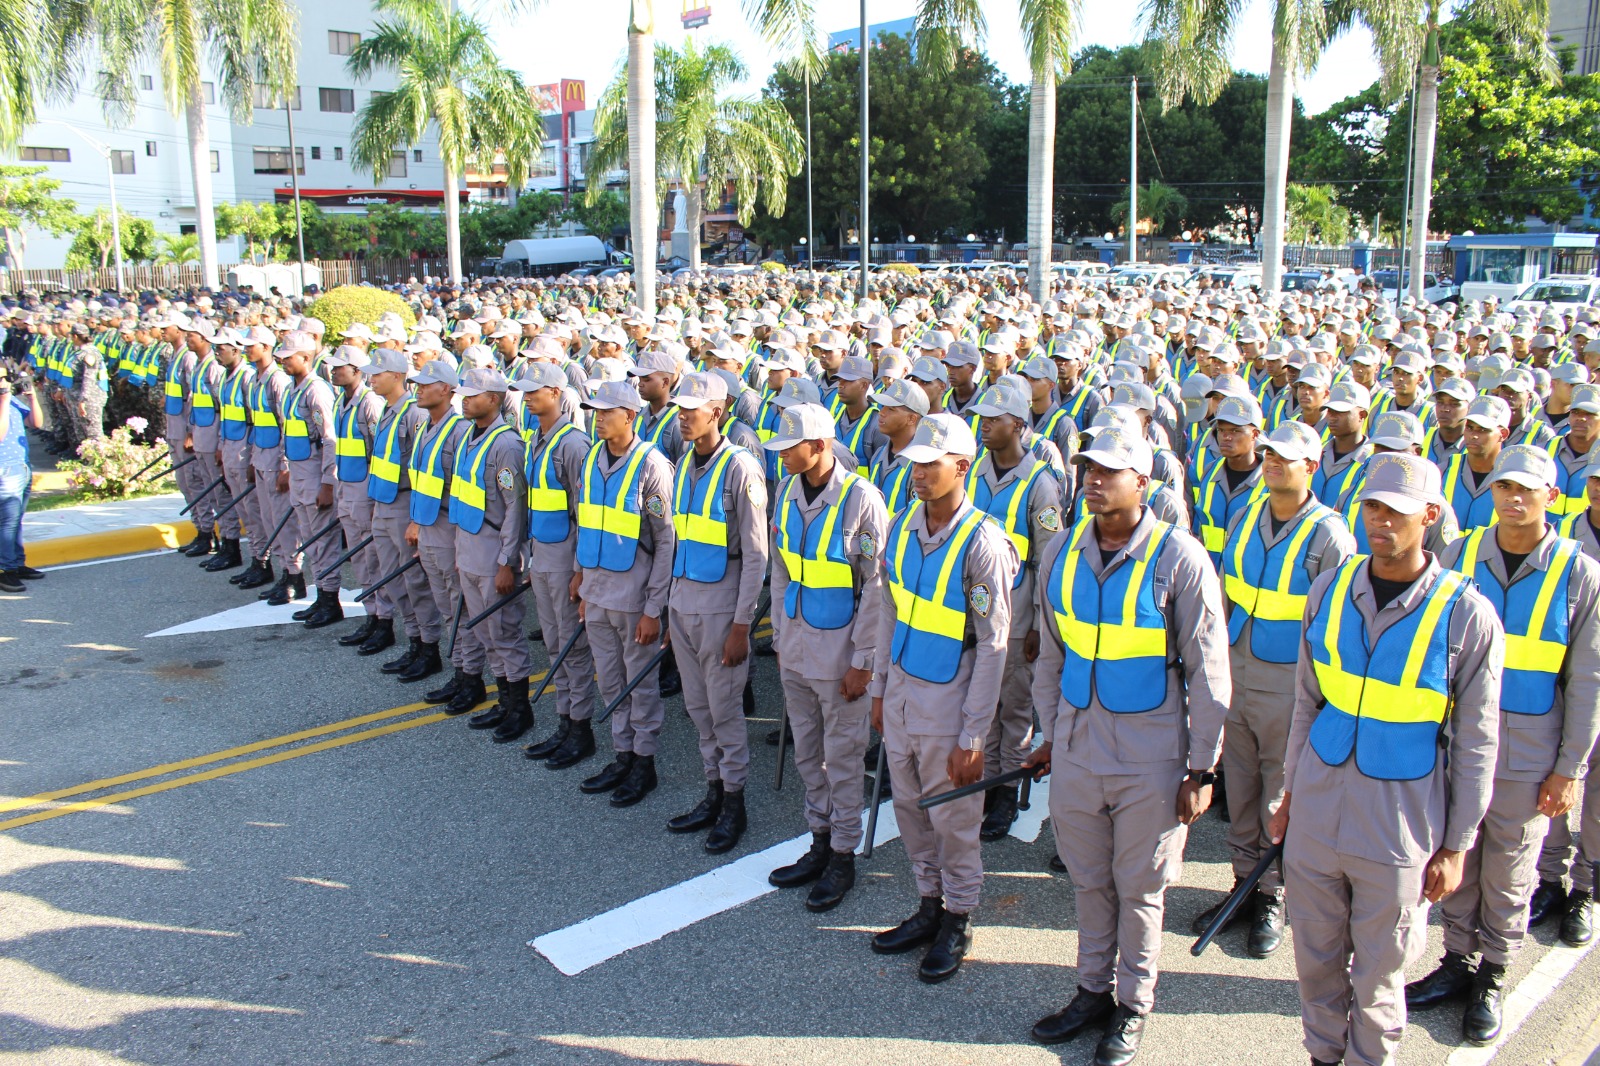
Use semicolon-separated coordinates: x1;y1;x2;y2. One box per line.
145;591;367;638
531;803;902;976
1010;776;1051;843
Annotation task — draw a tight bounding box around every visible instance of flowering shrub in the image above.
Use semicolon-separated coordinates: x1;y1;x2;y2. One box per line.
59;419;175;500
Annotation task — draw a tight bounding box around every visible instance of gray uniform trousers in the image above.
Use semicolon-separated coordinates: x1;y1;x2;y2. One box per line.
587;606;666;757
1286;831;1429;1066
334;483;381;609
459;569;531;681
418;535;472;667
530;568;594;721
167;436;200;509
1222;686;1293;897
984;635;1036;776
372;511;427;635
1441;779;1547;964
190;448;231;535
1052;767;1189;1014
888;731;984;912
293;501;341;592
669;609;751;790
781;666;869;851
260;478;299;572
219;443;261;547
1537;739;1600;892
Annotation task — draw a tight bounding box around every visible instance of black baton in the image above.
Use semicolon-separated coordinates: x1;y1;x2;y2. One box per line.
210;481;256;525
178;472;228;515
863;740;888;859
446;594;467;658
529;622;587;706
594;643;670;725
263;500;296;557
142;454;198;481
1192;841;1285;957
356;555;420;601
293;515;342;556
129;452;169;481
464;579;531;630
918;766;1036;810
317;533;373;580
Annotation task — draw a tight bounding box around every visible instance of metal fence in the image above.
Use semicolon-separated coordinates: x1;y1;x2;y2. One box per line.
0;257;491;294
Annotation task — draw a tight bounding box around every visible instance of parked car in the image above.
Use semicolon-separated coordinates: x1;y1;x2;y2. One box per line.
1365;269;1458;304
1507;274;1600;313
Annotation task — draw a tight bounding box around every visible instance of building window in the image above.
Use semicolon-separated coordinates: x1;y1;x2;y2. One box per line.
19;146;70;163
388;151;407;178
334;146;344;161
319;87;355;113
412;149;422;163
253;146;305;175
145;140;157;157
310;146;321;160
139;74;153;91
254;84;301;110
202;81;215;105
110;150;135;175
328;30;361;55
210;150;220;173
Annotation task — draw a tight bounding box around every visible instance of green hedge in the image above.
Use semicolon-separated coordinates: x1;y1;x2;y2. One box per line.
304;286;416;341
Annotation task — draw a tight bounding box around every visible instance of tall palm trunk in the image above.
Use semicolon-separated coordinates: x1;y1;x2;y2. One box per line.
444;163;463;283
185;88;219;288
686;179;703;274
1025;68;1056;305
1260;39;1294;293
626;2;657;313
1408;61;1440;302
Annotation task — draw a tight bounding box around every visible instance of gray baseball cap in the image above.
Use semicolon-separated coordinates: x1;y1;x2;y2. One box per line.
670;371;729;410
1433;377;1477;402
1207;373;1251;401
1551;363;1590;385
900;412;980;463
1072;424;1154;477
583;380;644;411
1494;366;1536;395
909;356;950;384
1259;420;1323;463
1391;349;1429;374
1348;344;1382;366
1492;444;1559;488
871;377;931;416
943;340;982;368
970;384;1029;421
1214;395;1265;428
1323;380;1372;413
1370;410;1425;451
1296;363;1333;390
509;362;567;392
1018;355;1056;381
1465;395;1512;430
835;355;874;382
1571;383;1600;414
1111;381;1157;413
456;366;509;397
627;349;680;377
773;376;823;408
1357;452;1443;515
407;360;459;388
362;348;411;376
763;403;836;450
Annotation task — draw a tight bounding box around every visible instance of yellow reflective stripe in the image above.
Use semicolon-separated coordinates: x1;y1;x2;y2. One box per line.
577;441;650;539
1506;540;1576;673
449;424;512;508
1312;563;1358;708
336;437;366;457
672;446;736;545
370;457;401;481
1002;463;1047;563
890;505;982;640
221;404;247;421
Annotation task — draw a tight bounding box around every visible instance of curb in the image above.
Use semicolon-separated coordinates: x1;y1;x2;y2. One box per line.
26;521;199;568
30;471;73;494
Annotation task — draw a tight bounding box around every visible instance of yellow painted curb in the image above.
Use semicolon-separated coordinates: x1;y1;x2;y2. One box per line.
25;521;198;568
30;470;73;493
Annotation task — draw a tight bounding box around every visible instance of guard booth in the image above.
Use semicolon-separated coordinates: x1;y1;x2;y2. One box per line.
1450;232;1598;303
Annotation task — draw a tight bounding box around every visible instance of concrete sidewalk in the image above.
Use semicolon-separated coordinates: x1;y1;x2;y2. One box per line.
23;492;196;567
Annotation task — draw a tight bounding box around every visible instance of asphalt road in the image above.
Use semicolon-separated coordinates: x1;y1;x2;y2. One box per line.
1;550;1597;1066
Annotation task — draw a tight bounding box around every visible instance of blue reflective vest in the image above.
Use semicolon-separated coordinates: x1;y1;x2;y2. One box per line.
282;383;314;461
672;445;748;583
525;422;580;544
1222;496;1338;664
1442;452;1499;532
576;440;654;572
408;414;462;526
366;396;414;505
774;471;864;631
218;366;252;442
884;503;987;684
970;462;1049;591
188;355;218;427
447;423;514;535
249;372;283;449
333;388;373;483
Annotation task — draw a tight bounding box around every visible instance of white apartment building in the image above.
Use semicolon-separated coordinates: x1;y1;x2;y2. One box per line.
11;0;444;271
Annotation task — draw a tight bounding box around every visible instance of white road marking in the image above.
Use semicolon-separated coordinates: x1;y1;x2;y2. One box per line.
145;591;367;637
42;549;171;571
1010;775;1051;843
1445;938;1597;1065
531;803;902;976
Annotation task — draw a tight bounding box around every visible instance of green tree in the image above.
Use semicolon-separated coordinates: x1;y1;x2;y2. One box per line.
1284;182;1350;247
157;232;200;265
970;81;1029;241
215;201;299;261
565;189;629;241
0;164;77;272
72;0;299;287
0;0;63;150
346;0;541;283
300;204;370;259
64;207;158;268
1110;180;1190;236
588;39;804;272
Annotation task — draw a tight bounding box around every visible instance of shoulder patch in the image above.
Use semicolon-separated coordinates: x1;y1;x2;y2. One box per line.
496;467;515;490
646;493;666;518
970;583;992;618
746;479;767;508
1038;505;1061;532
857;532;876;559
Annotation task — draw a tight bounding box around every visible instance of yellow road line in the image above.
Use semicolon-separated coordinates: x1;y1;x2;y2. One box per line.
0;712;452;832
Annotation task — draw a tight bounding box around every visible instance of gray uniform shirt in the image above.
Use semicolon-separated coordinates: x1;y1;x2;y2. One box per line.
668;438;769;622
869;499;1020;749
969;451;1064;638
1284;557;1504;864
1437;528;1600;783
768;459;889;679
524;417;591;574
577;437;677;619
637;402;686;466
187;353;227;451
413;413;469;550
370;393;430;519
1031;507;1232;775
452;416;527;577
286;375;337;500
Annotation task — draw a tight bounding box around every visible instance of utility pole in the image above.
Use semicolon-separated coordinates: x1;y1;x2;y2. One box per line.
805;75;815;278
284;99;307;290
44;122;124;291
858;0;870;301
1128;77;1138;266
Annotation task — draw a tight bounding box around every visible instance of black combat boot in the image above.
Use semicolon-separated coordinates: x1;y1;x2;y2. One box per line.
980;785;1019;841
180;531;213;557
703;788;746;853
872;896;945;955
1248;892;1286;958
301;589;345;629
581;751;635;794
468;677;510;729
399;642;443;683
426;667;467;705
1405;951;1475;1010
338;615;378;646
1562;889;1594;946
1031;987;1116;1045
383;637;423;675
770;831;831;888
524;715;570;760
1461;961;1507;1045
546;718;596;769
264;572;305;605
491;678;533;743
609;754;657;807
917;911;972;984
804;852;856;912
443;672;488;716
1528;879;1567;926
204;539;242;571
667;781;723;833
237;559;274;589
1094;1004;1147;1066
358;617;396;656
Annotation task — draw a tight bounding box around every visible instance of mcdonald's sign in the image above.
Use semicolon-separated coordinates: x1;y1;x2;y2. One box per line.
561;80;585;109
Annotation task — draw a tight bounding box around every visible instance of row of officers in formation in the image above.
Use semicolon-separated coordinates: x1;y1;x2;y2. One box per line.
17;288;1600;1066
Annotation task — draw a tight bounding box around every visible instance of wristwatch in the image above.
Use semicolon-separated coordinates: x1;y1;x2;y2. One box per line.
1186;768;1217;786
960;735;984;753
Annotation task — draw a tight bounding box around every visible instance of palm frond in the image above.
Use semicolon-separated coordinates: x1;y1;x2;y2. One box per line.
1019;0;1082;80
914;0;985;72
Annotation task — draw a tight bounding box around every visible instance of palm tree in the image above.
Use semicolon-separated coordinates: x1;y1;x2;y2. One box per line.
0;0;62;151
70;0;298;289
1111;179;1190;235
495;0;818;309
1143;0;1331;294
346;0;541;286
586;40;804;274
1344;0;1553;301
916;0;1082;305
158;231;200;265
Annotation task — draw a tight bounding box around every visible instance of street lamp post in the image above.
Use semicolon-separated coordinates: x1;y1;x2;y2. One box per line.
284;100;308;291
805;75;815;276
43;121;125;292
858;0;869;301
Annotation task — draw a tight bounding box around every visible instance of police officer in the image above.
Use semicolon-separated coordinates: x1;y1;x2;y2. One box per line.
572;380;677;807
1194;395;1267;566
868;412;1018;984
1444;396;1513;533
1199;420;1355;958
449;366;534;742
277;330;343;629
1405;446;1600;1044
966;383;1063;840
765;402;889;911
1272;452;1503;1066
245;328;300;601
206;329;254;574
869;378;928;518
1547;383;1600;522
518;362;599;768
1313;381;1373;508
68;321;107;444
662;372;768;852
325;346;388;651
364;347;439;678
632;349;686;464
1025;426;1230;1064
831;355;883;475
182;319;231;558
